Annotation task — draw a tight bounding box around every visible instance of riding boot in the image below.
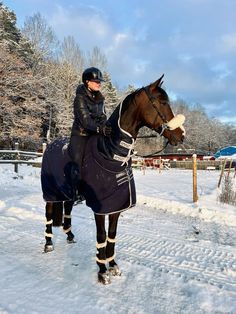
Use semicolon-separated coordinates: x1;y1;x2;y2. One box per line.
64;162;80;201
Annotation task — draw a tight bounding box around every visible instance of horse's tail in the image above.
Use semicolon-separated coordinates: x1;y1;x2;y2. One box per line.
52;202;63;227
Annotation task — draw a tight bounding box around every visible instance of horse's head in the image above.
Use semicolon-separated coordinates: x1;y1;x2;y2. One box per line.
140;75;185;146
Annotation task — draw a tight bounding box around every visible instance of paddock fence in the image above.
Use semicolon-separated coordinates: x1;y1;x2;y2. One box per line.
1;143;235;174
0;143;45;173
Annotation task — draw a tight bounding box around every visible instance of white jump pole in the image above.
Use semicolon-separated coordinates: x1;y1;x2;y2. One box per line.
192;154;198;203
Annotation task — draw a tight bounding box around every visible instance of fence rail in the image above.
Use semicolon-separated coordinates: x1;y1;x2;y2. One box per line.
0;143;44;173
1;146;235;174
0;150;43;157
0;160;42;165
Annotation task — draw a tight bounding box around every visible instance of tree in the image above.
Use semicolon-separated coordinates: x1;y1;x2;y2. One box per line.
21;12;59;71
86;46;107;70
101;72;119;117
58;35;85;74
0;3;34;63
0;44;47;149
172;99;236;153
53;62;79;137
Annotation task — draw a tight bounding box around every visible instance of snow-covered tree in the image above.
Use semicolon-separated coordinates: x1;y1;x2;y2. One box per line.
86;46;107;70
58;36;85;74
21;12;59;71
101;72;119;117
0;45;47;149
0;3;34;63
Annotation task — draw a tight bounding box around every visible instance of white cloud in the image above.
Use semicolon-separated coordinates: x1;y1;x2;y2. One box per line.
220;33;236;52
49;4;112;49
210;63;232;81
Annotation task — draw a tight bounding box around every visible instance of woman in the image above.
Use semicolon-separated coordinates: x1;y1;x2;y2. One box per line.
68;67;112;193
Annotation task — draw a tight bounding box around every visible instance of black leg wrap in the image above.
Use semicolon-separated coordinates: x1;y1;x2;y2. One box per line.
66;230;76;243
44;237;54;253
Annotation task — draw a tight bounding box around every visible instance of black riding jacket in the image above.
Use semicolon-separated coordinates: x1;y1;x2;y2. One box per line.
71;84;107;136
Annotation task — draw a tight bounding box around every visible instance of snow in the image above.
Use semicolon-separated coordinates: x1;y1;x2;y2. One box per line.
0;164;235;314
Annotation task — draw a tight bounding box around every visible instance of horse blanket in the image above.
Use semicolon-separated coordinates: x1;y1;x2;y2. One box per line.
41;136;136;214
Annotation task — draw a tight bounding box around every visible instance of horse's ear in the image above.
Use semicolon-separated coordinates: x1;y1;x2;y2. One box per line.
149;74;164;92
157;74;164;86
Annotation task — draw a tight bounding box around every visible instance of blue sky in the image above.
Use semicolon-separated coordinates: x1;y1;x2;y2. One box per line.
3;0;236;126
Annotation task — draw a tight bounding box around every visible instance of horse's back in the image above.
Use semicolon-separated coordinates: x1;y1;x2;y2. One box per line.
41;138;75;202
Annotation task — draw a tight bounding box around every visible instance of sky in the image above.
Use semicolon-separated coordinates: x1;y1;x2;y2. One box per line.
2;0;236;126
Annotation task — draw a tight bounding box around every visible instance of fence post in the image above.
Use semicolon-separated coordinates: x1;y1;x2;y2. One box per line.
42;143;47;154
227;159;233;178
14;142;19;173
192;154;198;203
218;159;227;188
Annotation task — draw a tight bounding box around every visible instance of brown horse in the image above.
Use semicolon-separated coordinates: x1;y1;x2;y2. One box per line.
41;75;185;284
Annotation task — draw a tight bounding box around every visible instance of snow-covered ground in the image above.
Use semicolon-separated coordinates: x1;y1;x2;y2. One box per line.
0;164;235;314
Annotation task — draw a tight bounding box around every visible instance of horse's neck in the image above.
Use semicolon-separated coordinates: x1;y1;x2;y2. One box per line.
97;102;138;163
109;99;141;138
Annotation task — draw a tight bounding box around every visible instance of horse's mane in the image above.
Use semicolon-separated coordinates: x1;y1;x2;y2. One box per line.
108;84;168;126
107;88;143;124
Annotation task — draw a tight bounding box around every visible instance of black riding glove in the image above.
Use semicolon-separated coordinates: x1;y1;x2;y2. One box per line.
98;125;112;136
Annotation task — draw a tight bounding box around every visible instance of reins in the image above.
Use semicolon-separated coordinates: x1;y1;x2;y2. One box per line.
107;83;184;162
134;140;169;158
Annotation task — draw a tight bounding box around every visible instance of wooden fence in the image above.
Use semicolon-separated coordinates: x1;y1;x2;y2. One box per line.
1;144;235;175
0;143;45;173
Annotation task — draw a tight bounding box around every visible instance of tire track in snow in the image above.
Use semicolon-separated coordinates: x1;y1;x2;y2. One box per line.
117;227;236;292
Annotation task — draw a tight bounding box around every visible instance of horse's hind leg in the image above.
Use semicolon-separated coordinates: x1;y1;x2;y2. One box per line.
107;212;121;276
94;214;110;285
63;200;76;243
44;202;54;252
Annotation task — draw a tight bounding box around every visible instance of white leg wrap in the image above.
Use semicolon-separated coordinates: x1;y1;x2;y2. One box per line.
63;226;72;233
96;257;107;264
106;254;116;263
44;232;53;238
45;219;53;225
107;236;116;243
64;214;71;219
96;241;107;249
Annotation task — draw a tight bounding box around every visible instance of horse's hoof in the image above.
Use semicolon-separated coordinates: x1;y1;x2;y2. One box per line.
44;244;54;253
109;265;121;276
98;271;111;285
67;237;76;244
66;232;76;243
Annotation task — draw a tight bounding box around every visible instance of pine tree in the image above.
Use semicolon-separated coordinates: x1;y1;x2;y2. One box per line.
0;45;47;149
101;72;119;117
0;3;34;63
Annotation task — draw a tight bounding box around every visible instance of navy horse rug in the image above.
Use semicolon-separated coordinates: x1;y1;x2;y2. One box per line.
41;136;136;214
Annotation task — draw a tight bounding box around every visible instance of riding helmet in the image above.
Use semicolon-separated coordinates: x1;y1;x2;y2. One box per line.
82;67;104;83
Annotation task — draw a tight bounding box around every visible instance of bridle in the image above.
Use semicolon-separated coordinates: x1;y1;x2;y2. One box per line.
115;85;185;160
143;86;172;136
131;86;170;157
135;86;185;157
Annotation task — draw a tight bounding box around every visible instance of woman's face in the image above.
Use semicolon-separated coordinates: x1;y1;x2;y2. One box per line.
87;80;102;91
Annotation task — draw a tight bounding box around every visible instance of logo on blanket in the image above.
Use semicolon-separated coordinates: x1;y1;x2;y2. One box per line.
116;168;134;186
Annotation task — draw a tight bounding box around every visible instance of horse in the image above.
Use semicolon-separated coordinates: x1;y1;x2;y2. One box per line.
41;75;185;285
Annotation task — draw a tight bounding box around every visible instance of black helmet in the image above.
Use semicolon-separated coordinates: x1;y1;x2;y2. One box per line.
82;67;104;83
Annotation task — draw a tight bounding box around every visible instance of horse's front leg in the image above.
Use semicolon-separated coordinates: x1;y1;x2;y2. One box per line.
107;212;121;276
63;201;76;243
44;202;54;252
94;214;110;285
